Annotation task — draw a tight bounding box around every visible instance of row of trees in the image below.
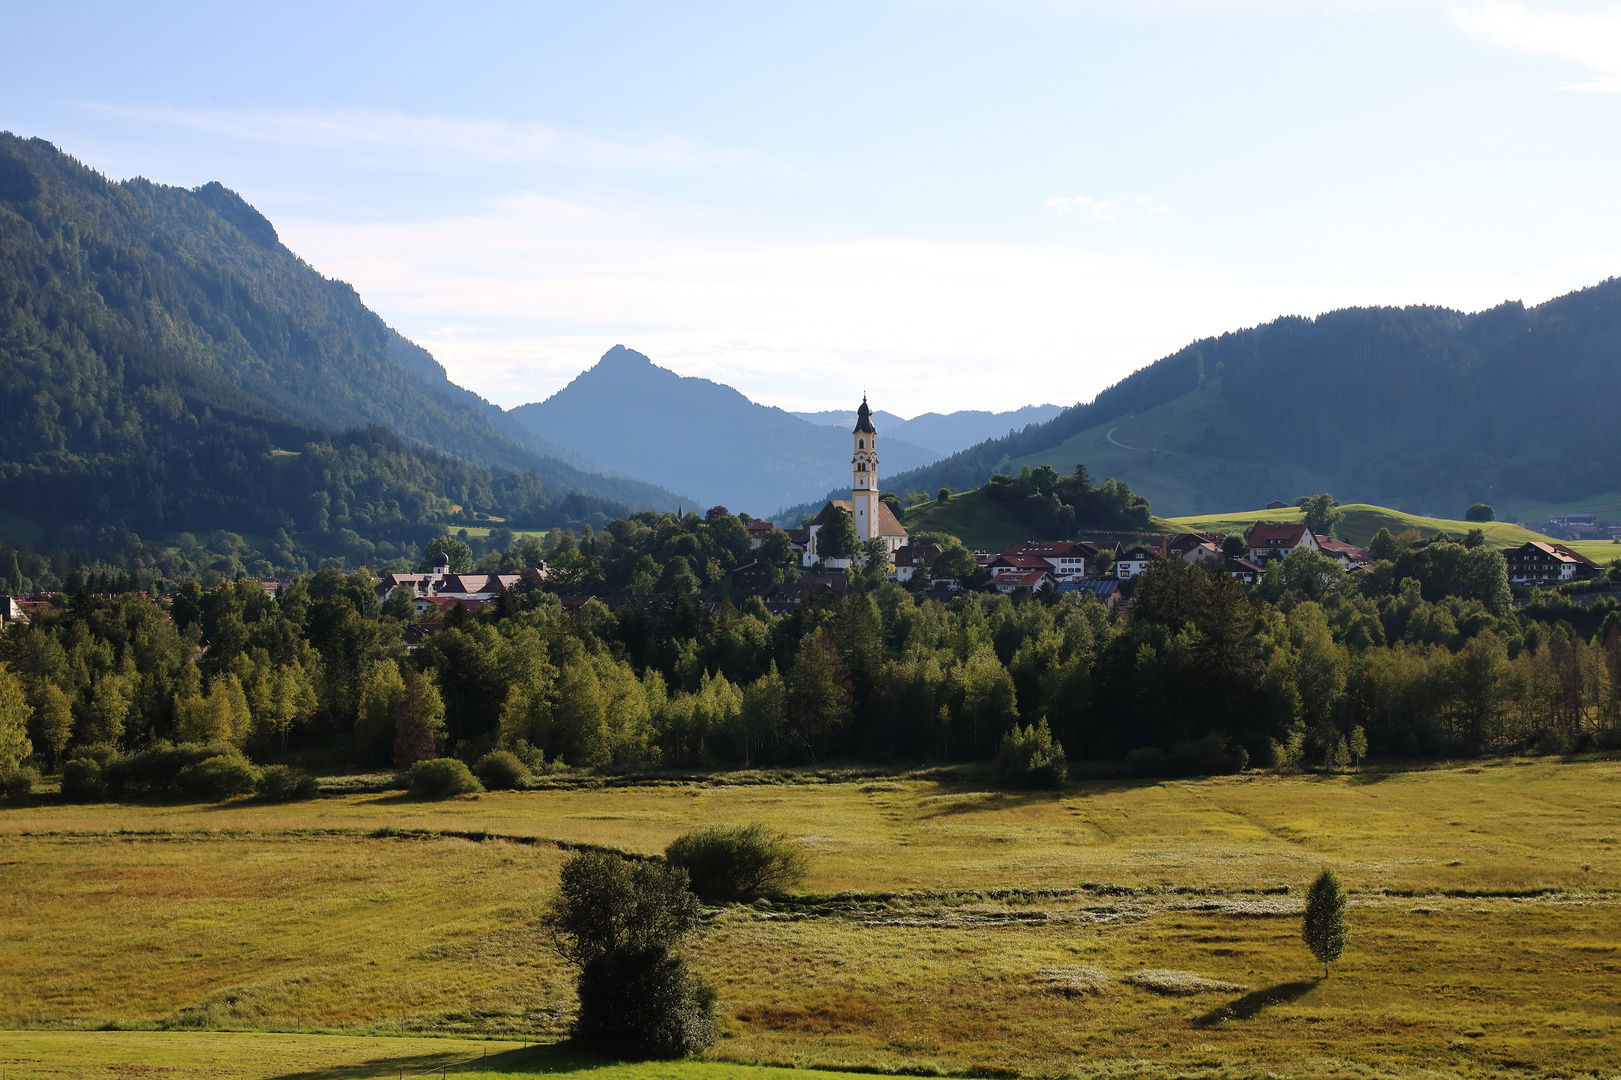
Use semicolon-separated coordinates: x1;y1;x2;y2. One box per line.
2;514;1618;783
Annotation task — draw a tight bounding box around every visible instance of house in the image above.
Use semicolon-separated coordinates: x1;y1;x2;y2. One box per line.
745;520;776;548
1057;578;1121;610
0;596;28;624
1265;501;1290;510
1001;541;1095;578
799;572;850;596
1503;541;1601;586
1178;541;1225;567
1115;546;1160;579
891;543;941;583
727;561;773;594
377;556;537;606
1247;522;1321;563
784;528;811;560
1317;537;1373;570
992;568;1053;594
1225;556;1265;588
757;579;845;615
986;553;1053;579
1167;532;1226;557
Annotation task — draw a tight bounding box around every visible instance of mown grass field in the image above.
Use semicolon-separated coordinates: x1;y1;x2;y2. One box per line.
1164;504;1550;550
3;759;1619;1078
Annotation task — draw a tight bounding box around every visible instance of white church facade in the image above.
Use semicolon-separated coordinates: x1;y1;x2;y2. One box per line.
801;397;909;568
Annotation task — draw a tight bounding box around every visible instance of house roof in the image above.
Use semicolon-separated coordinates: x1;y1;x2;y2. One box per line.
1058;579;1118;597
894;543;941;567
995;569;1052;586
1120;546;1160;561
1249;522;1312;547
746;520;775;534
853;397;876;434
1226;556;1265;574
1168;531;1225;552
1505;541;1583;564
1003;541;1091;558
990;554;1052;570
1317;537;1372;562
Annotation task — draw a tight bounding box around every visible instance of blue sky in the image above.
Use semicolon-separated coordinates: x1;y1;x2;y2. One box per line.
4;1;1619;414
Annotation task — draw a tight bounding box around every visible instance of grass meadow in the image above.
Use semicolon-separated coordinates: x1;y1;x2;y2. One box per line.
2;759;1619;1078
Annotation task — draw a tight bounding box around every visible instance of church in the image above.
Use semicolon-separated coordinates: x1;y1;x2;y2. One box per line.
801;397;909;568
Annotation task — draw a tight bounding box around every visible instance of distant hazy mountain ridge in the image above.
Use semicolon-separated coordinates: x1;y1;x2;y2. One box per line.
510;347;946;515
792;403;1064;458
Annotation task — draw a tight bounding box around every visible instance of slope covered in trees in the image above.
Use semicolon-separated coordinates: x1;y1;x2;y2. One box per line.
0;133;685;566
850;282;1621;518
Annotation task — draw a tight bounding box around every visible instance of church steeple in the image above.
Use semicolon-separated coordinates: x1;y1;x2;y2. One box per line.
852;396;880;541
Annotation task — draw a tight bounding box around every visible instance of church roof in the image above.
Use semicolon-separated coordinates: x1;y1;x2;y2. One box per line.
853;397;876;434
812;499;908;539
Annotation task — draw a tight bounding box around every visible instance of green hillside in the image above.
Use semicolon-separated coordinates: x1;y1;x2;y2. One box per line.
901;488;1031;550
1165;503;1547;549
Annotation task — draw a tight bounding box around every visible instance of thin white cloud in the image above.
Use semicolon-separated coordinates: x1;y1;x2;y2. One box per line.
1046;194;1171;221
77;102;794;173
1450;2;1621;90
274;191;1599;414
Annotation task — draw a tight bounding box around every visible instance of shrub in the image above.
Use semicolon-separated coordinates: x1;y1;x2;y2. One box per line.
257;764;320;802
1125;746;1168;778
102;741;225;797
0;764;38;802
175;753;262;800
542;851;712;1059
1168;733;1249;777
994;717;1068;788
573;945;717;1057
1465;503;1496;522
61;755;106;801
472;750;531;791
407;757;483;799
1533;728;1570;756
664;823;809;902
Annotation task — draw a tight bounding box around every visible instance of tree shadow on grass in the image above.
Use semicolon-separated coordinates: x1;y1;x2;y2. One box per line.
260;1040;612;1080
1193;979;1319;1026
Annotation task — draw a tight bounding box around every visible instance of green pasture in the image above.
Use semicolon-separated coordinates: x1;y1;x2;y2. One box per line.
2;760;1619;1078
902;489;1031;550
1164;503;1548;549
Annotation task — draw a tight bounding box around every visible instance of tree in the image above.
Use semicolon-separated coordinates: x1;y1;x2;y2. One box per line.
382;585;417;621
1465;503;1496;522
392;666;445;767
1302;868;1350;977
1222;534;1248;558
419;537;473;573
1298;494;1345;537
1348;725;1368;769
788;627;853;760
0;664;33;769
817;510;857;562
857;537;891;589
541;851;715;1058
34;683;73;768
937;488;953;504
1331;736;1350;772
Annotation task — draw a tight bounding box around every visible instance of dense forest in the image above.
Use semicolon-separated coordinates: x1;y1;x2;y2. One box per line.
858;280;1621;515
2;507;1617;796
0;133;683;570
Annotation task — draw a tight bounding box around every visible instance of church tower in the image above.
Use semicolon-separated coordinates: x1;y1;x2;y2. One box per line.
852;397;881;542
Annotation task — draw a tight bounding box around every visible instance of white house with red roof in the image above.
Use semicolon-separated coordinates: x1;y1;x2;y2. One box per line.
1247;522;1321;563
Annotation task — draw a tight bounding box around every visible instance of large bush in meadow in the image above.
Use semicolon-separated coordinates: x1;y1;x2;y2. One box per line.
664;823;809;902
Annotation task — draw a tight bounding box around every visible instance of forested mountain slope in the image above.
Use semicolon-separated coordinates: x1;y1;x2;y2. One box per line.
0;134;686;561
509;346;943;515
854;283;1621;518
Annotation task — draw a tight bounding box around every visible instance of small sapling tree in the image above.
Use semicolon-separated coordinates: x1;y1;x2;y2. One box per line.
1303;868;1350;977
542;851;715;1058
1348;725;1368;769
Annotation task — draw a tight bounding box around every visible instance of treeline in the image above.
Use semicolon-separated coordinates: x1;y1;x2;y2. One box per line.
1;513;1618;794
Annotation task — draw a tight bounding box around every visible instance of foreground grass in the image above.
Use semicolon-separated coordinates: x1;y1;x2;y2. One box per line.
3;760;1619;1078
0;1032;883;1080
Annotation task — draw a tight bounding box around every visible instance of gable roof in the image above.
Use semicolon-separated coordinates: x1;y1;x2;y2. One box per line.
811;499;907;538
1248;522;1313;547
1120;546;1160;561
1316;537;1372;562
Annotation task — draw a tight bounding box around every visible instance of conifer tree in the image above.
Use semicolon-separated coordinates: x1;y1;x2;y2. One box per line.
1303;868;1350;977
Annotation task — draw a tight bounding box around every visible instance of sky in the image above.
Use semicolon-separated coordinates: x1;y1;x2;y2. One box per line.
3;0;1619;416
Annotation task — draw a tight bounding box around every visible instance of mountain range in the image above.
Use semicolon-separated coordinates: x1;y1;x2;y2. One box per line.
790;404;1064;458
0;133;686;564
508;348;944;515
785;284;1621;524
